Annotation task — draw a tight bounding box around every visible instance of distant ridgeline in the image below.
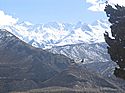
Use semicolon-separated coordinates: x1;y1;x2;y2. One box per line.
104;4;125;79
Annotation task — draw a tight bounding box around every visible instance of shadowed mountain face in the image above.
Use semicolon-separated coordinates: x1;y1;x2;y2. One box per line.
26;66;124;93
0;29;124;93
0;29;72;92
42;66;117;88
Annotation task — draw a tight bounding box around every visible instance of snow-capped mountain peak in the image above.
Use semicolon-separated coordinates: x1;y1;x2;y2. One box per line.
0;19;111;49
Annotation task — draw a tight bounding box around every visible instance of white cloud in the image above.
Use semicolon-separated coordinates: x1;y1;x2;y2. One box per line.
86;0;98;4
0;10;18;25
88;3;106;11
85;0;125;12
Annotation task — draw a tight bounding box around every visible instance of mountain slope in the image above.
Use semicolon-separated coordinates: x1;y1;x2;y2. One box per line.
48;42;125;90
0;29;72;92
42;66;117;88
20;66;124;93
48;43;110;63
48;42;116;77
0;29;124;93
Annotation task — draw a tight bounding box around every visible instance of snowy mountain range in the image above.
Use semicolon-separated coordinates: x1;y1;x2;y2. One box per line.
0;19;111;49
1;12;125;92
0;14;116;77
48;42;116;77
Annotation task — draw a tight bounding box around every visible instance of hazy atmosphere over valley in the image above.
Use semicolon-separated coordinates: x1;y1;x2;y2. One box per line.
0;0;125;93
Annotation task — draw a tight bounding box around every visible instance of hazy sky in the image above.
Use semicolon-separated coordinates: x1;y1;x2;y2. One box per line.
0;0;107;24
